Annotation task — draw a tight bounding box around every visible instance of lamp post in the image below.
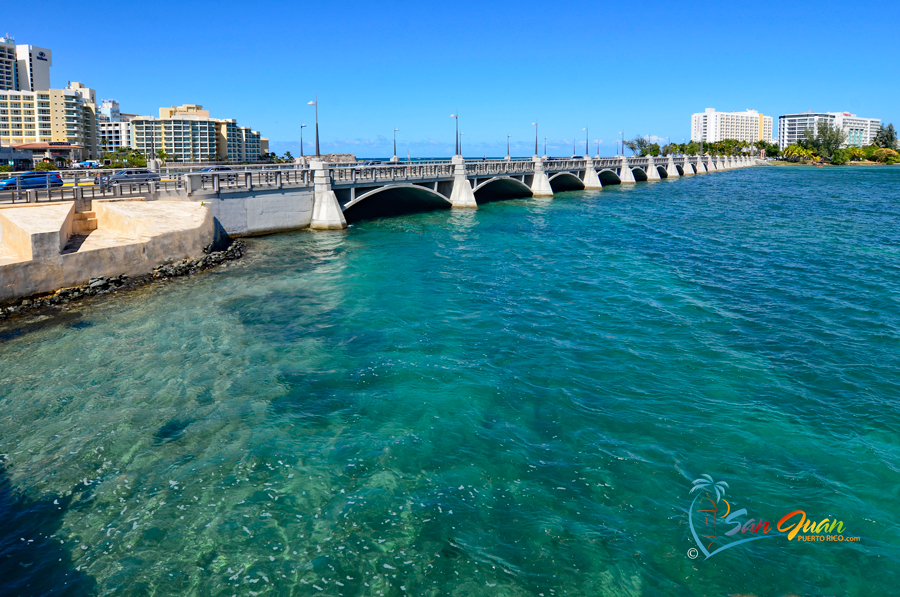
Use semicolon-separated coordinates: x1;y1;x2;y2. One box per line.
392;128;399;162
682;138;685;156
544;136;548;158
618;131;624;157
459;131;464;155
451;112;459;156
572;136;576;158
507;134;511;159
307;94;320;157
300;124;306;157
595;139;600;158
531;122;538;157
583;127;589;156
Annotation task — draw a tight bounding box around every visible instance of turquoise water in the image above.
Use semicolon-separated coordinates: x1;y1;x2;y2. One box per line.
1;166;898;596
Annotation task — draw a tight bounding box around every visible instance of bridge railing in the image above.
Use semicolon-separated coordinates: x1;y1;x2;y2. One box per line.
465;160;535;176
331;163;454;185
0;178;186;205
187;169;315;193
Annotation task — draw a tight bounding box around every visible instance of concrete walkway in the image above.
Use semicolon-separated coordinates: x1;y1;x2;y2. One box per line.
0;199;213;303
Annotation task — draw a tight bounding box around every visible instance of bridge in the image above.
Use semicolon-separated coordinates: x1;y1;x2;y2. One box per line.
304;153;755;229
0;154;757;235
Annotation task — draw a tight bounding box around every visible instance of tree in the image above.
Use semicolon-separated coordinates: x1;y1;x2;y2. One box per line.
647;143;660;157
283;151;294;161
34;161;56;171
873;124;898;150
799;121;846;160
156;149;168;164
874;148;900;164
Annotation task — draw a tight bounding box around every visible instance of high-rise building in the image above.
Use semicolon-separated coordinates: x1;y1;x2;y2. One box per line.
691;108;773;144
130;104;267;163
777;111;880;150
0;82;99;160
0;35;17;91
15;43;52;92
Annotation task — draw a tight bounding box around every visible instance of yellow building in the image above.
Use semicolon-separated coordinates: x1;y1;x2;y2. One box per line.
130;104;267;163
0;81;98;161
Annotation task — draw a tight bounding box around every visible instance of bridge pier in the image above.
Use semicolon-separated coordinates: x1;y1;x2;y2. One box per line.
582;156;603;190
646;156;661;181
619;157;637;184
449;155;478;208
666;155;681;177
310;160;348;230
530;156;554;197
694;156;707;174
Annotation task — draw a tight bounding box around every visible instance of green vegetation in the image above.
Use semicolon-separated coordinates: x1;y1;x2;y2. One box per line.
625;135;774;158
33;161;57;171
873;123;898;150
781;122;900;165
0;164;12;173
100;148;147;168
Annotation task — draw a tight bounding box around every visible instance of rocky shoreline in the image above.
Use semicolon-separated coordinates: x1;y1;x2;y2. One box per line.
0;240;246;322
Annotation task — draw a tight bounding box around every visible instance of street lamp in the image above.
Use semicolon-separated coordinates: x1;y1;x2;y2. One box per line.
451;112;459;156
583;127;589;156
618;131;624;157
595;139;601;158
507;134;511;159
459;131;464;155
393;128;399;161
307;95;320;157
531;122;538;157
544;136;548;158
300;124;306;157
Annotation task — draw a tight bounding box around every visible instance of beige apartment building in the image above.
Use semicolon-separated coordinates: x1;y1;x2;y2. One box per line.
0;82;98;161
691;108;773;144
130;104;267;163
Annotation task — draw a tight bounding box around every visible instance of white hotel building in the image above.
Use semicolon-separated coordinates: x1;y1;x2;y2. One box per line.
777;112;880;150
691;108;774;144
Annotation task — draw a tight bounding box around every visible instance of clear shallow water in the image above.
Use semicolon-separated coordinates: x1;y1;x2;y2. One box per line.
1;165;899;596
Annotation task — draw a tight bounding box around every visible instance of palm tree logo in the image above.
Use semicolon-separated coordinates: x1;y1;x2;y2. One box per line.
691;474;728;502
686;474;777;560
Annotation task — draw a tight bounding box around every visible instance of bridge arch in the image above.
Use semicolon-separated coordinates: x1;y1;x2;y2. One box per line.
548;172;585;192
630;167;648;182
675;164;685;175
598;169;621;185
656;165;668;179
342;183;452;223
472;176;533;203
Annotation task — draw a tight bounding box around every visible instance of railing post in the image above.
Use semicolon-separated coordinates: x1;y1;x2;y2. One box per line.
27;189;37;203
212;174;220;193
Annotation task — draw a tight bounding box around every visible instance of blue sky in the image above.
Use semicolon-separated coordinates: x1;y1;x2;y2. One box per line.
6;0;900;157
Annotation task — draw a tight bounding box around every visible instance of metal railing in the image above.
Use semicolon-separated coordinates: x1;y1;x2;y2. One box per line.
0;178;186;205
186;169;315;193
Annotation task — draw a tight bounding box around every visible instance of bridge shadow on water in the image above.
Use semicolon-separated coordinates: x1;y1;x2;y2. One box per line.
343;186;451;224
0;463;97;596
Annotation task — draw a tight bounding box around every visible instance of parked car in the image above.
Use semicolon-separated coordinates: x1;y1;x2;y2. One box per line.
199;166;236;183
0;170;64;190
94;169;160;188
